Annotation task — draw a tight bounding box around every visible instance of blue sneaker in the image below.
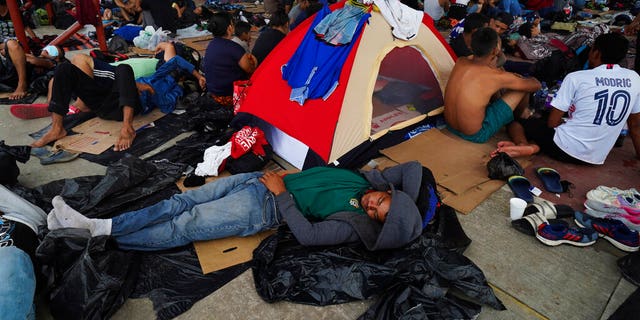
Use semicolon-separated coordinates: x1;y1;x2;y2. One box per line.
536;222;598;247
574;211;640;252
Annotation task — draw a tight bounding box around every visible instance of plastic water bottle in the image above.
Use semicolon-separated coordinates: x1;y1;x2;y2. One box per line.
615;124;629;147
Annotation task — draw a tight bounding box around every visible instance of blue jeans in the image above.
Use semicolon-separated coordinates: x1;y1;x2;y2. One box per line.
112;172;281;251
0;246;36;320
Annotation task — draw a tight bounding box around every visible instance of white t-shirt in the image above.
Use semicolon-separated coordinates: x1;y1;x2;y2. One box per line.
551;64;640;164
424;0;445;20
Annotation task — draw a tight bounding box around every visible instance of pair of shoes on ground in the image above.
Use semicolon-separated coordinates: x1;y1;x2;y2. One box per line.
583;186;640;232
534;211;640;252
508;167;564;203
510;198;637;251
31;147;80;165
585;186;640;213
529;201;598;247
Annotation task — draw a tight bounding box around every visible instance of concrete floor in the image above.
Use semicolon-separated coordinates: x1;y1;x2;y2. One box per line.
2;20;637;320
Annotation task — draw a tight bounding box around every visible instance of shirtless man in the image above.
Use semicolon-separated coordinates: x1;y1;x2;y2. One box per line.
31;54;152;152
444;27;541;148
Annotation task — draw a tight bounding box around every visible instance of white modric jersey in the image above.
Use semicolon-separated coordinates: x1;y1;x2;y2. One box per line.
551;64;640;164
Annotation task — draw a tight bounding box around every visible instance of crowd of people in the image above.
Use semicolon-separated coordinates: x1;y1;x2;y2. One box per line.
2;0;640;318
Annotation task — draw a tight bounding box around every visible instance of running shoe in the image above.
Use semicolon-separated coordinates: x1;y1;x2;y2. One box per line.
584;199;640;216
584;202;640;232
574;211;640;252
536;222;597;247
587;189;640;211
595;186;640;200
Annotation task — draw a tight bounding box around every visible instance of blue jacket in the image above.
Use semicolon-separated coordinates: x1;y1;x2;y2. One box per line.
138;55;195;114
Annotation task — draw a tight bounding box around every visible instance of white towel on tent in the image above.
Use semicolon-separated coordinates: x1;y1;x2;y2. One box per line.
373;0;423;41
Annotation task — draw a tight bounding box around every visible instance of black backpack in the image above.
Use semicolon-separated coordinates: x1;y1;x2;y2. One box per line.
531;49;581;84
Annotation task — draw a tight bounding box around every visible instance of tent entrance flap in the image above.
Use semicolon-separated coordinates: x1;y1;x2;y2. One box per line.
371;46;444;135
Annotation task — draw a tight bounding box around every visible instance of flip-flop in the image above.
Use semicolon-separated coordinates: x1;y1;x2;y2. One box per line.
40;150;80;165
536;167;563;193
10;103;51;119
507;175;534;203
10;104;79;120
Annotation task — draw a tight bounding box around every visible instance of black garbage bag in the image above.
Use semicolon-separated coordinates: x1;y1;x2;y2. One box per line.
36;229;140;320
35;155;185;218
487;152;524;180
79;113;193;166
252;225;505;318
618;251;640;287
608;288;640;320
132;245;250;320
0;140;31;185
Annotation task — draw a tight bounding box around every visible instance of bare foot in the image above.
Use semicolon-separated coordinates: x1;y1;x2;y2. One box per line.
113;125;136;151
497;144;540;158
491;141;516;157
9;87;27;100
31;127;67;147
496;141;515;148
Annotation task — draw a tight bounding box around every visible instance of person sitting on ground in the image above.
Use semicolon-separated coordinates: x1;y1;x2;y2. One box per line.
494;33;640;164
0;40;64;100
47;161;429;252
288;0;306;25
444;27;541;145
449;12;489;57
423;0;450;22
114;0;141;23
31;53;154;152
290;0;322;30
0;184;48;320
140;0;177;34
252;10;289;65
231;20;252;53
202;11;257;106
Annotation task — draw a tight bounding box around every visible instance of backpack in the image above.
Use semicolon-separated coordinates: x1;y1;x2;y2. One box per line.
531;48;581;84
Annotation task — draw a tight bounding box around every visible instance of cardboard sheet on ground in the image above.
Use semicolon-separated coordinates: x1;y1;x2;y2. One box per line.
191;161;298;274
194;230;275;274
381;128;530;214
54;109;165;154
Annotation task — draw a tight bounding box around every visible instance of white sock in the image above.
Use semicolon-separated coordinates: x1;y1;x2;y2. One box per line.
52;196;92;230
47;208;63;230
91;219;112;237
51;196;112;236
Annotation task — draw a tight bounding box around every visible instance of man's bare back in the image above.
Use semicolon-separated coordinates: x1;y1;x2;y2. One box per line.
444;56;541;135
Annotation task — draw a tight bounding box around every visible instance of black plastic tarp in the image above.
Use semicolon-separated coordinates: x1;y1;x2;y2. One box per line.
131;245;251;320
34;154;185;218
252;206;504;319
36;228;140;320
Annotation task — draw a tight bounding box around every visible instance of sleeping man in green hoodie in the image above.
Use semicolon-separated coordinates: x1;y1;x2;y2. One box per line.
47;161;434;251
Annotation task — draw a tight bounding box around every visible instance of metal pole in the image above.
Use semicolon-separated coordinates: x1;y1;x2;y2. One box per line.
6;0;30;53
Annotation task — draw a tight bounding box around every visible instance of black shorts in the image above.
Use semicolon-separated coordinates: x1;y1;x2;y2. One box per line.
518;114;590;165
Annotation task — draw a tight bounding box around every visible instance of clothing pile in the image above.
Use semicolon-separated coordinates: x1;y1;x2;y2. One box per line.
194;126;272;178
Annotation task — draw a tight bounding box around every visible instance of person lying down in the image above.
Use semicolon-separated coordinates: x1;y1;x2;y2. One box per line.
48;162;432;251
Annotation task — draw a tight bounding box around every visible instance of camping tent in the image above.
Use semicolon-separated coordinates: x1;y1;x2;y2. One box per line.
236;0;456;169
